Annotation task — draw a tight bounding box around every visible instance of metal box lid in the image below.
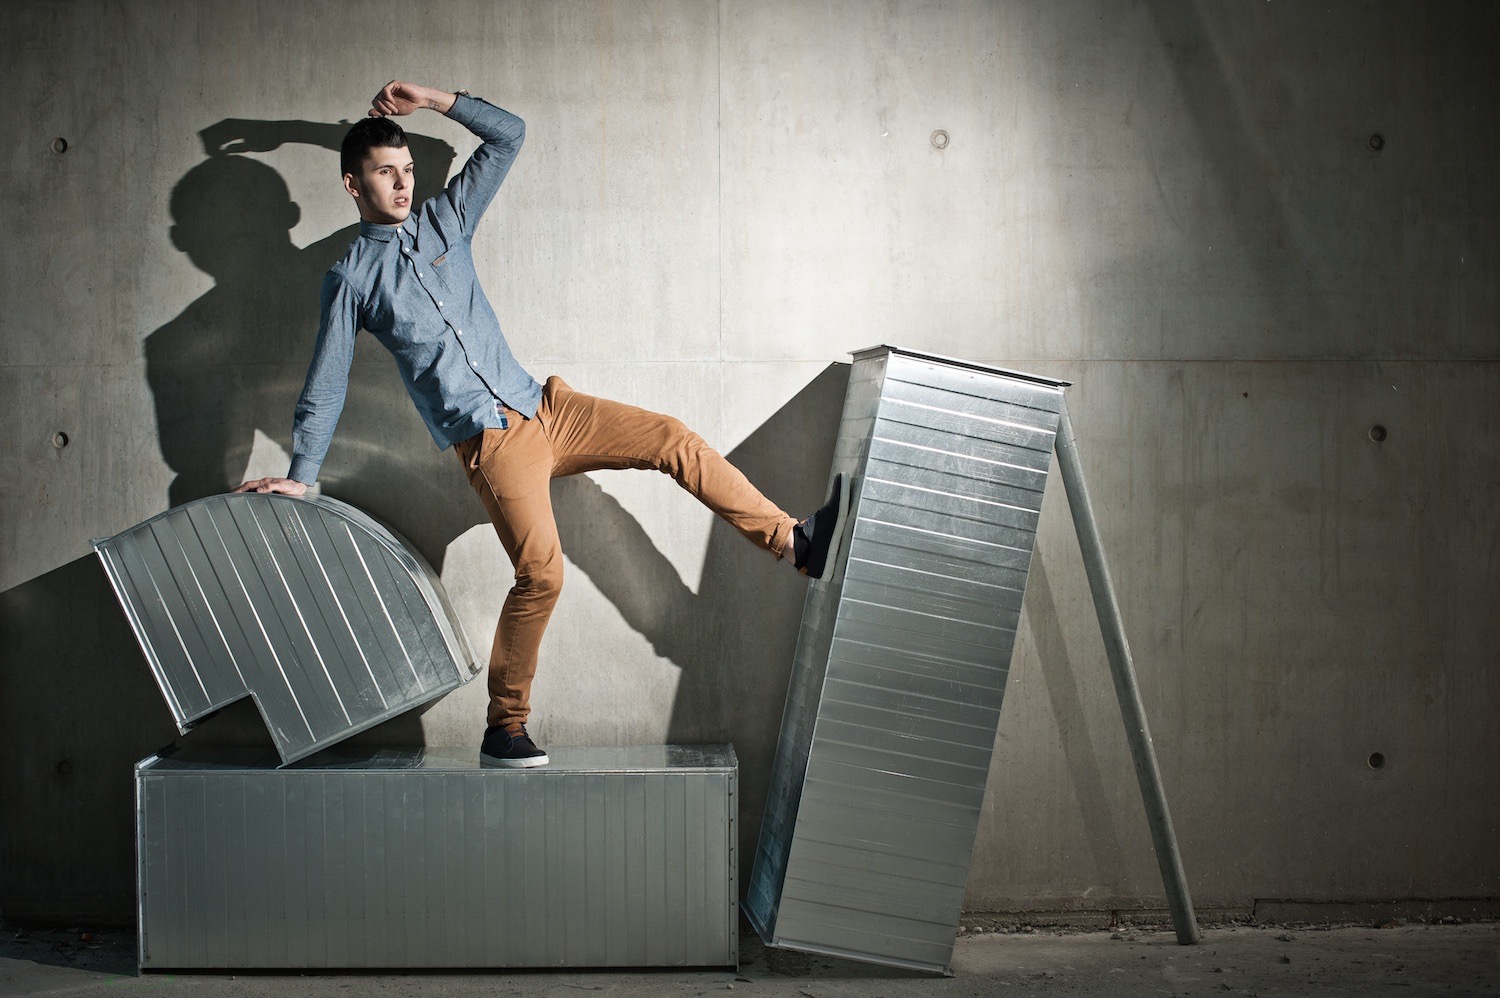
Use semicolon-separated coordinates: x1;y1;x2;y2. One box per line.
135;743;738;775
95;493;480;765
850;344;1072;389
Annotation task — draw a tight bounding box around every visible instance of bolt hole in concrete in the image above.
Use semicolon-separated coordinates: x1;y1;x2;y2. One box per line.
1368;752;1386;770
55;759;72;776
930;128;949;150
1369;132;1385;151
52;431;70;448
1368;424;1387;443
51;137;67;154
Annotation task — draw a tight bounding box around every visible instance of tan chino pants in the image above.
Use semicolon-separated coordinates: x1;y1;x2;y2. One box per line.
455;376;797;730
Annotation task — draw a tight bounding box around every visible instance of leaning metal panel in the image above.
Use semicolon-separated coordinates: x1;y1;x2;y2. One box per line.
94;493;479;764
746;346;1068;974
135;745;738;969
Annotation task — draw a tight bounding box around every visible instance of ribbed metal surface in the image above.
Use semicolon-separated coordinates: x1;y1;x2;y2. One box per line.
136;745;738;969
95;493;479;765
747;346;1067;974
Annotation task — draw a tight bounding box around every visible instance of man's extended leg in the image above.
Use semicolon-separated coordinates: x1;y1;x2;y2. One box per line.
539;376;802;557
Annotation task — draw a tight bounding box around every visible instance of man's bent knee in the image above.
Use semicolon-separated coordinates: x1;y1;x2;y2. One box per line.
512;553;564;602
653;416;707;471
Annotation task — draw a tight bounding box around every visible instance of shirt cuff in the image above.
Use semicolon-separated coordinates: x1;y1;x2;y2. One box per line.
445;92;480;126
286;456;320;486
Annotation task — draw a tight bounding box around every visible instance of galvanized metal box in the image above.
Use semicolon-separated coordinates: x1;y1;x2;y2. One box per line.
136;745;738;969
746;346;1067;973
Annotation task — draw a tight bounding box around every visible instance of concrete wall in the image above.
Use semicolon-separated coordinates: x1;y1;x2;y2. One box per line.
2;0;1495;923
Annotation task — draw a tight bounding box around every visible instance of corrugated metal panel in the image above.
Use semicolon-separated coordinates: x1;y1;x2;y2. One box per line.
136;745;738;969
747;346;1068;974
95;493;479;765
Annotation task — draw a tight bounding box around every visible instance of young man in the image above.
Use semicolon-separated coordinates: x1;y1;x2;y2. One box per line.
237;81;846;768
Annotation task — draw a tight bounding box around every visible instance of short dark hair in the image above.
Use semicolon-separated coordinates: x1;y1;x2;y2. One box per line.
341;117;409;176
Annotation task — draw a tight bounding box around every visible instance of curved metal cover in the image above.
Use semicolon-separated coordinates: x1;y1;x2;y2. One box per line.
94;493;479;764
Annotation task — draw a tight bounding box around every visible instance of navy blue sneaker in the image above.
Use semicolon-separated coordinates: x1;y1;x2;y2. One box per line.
793;473;851;580
480;725;549;768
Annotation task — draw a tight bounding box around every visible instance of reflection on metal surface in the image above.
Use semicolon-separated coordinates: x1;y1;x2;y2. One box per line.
136;745;738;969
747;346;1068;974
94;493;479;765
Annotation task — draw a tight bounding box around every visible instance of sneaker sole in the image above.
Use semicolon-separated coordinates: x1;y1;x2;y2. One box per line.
818;474;853;583
480;752;550;768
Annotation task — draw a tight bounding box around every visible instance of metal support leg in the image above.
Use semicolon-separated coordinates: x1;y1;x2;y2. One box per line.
1054;400;1201;945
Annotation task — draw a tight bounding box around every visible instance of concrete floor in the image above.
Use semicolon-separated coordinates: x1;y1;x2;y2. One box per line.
1;923;1495;997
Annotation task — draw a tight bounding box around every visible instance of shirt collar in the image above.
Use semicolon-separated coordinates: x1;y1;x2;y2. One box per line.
359;219;403;242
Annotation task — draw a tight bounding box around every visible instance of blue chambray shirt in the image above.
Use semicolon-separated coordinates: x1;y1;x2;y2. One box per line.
287;94;542;484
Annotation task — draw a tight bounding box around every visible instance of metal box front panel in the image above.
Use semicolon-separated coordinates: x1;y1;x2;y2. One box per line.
95;493;479;764
749;346;1066;973
136;746;738;969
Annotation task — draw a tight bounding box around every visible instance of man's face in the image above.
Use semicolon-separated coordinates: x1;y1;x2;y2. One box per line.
344;145;415;224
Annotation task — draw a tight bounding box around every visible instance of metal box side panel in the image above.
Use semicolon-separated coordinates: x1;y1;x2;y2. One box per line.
767;348;1065;972
136;747;737;969
95;493;479;764
745;350;887;937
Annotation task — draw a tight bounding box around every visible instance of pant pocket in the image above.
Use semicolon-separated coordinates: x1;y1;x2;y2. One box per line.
479;424;553;499
455;432;487;485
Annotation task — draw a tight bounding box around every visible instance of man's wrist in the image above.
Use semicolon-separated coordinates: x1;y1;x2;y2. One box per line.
423;87;457;114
